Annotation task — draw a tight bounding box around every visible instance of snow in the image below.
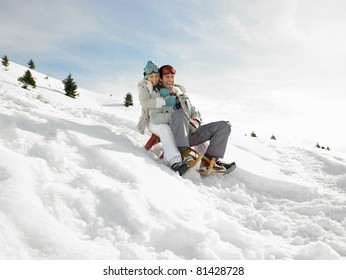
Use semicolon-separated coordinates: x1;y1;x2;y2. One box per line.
1;62;346;260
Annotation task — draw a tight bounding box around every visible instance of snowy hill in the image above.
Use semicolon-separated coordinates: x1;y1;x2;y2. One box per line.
1;62;346;260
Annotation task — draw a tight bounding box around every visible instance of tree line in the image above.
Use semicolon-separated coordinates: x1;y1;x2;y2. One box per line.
2;54;134;104
249;131;331;151
2;54;78;98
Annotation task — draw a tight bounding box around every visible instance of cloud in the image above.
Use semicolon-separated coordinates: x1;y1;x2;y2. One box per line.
2;0;346;98
2;1;90;51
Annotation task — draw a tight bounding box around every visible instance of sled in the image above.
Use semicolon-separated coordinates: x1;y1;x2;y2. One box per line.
144;133;164;159
144;134;236;176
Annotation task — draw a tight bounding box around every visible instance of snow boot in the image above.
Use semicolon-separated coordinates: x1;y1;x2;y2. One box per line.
181;149;195;167
171;162;189;176
216;160;237;173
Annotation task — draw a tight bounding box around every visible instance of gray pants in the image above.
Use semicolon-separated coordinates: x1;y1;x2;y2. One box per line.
169;110;231;159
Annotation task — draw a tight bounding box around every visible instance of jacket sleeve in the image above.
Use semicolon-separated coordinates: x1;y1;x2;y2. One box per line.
177;93;202;122
174;85;201;121
137;79;165;109
190;102;201;121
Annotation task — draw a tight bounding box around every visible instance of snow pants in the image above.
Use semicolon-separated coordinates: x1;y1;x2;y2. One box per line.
148;121;182;167
169;109;231;160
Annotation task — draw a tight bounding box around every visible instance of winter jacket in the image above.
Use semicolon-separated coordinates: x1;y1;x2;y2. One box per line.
137;79;201;134
172;85;202;133
137;79;166;134
175;85;202;130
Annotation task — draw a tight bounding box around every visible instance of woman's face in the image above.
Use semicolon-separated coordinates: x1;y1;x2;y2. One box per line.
147;73;160;86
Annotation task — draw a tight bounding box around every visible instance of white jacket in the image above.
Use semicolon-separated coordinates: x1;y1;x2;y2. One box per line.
137;79;201;134
137;79;166;134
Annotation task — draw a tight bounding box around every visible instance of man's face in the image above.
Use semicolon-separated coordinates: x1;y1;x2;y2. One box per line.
161;73;175;90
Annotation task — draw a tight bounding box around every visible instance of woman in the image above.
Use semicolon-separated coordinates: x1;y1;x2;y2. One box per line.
137;61;188;175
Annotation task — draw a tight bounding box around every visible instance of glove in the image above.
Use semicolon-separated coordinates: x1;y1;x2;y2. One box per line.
164;95;176;106
160;88;171;97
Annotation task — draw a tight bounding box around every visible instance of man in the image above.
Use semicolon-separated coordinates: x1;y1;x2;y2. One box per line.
159;65;235;174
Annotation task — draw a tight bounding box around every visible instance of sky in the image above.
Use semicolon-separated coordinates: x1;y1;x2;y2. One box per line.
1;0;346;152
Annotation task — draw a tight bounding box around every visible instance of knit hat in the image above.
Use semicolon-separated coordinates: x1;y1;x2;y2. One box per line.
143;60;159;79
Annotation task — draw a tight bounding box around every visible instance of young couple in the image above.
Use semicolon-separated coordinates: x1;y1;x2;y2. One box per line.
137;60;234;176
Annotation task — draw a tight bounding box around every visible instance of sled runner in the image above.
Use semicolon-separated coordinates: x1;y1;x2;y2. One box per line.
144;134;236;176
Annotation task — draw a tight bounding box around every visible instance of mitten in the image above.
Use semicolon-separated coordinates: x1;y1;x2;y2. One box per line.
164;95;176;106
160;88;171;97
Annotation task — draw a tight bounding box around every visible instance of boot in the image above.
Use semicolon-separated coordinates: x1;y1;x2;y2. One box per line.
180;149;194;167
171;162;189;176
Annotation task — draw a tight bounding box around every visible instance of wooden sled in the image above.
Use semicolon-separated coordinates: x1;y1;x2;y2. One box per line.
144;134;233;176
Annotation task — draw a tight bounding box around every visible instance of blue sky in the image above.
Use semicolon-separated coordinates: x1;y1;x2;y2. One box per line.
1;0;346;151
2;0;346;94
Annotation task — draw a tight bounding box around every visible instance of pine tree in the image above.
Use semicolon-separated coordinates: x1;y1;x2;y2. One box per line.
28;59;35;69
1;55;9;71
316;142;320;149
250;131;257;138
124;92;133;107
17;70;36;89
271;134;277;140
62;73;78;98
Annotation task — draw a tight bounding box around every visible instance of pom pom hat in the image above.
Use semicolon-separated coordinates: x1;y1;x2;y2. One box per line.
143;60;159;79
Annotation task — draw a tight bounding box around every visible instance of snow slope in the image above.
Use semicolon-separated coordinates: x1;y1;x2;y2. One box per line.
1;62;346;260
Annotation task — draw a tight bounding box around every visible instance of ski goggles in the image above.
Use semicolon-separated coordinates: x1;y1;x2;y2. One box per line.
160;65;176;76
144;67;159;76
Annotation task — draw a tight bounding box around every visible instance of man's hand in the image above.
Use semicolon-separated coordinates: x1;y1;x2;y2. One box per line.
159;88;171;97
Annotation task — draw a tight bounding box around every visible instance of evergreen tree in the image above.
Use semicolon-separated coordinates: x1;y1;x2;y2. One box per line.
62;73;78;98
28;59;35;69
271;134;277;140
316;142;321;148
124;92;133;107
250;131;257;138
17;70;36;89
1;55;9;71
